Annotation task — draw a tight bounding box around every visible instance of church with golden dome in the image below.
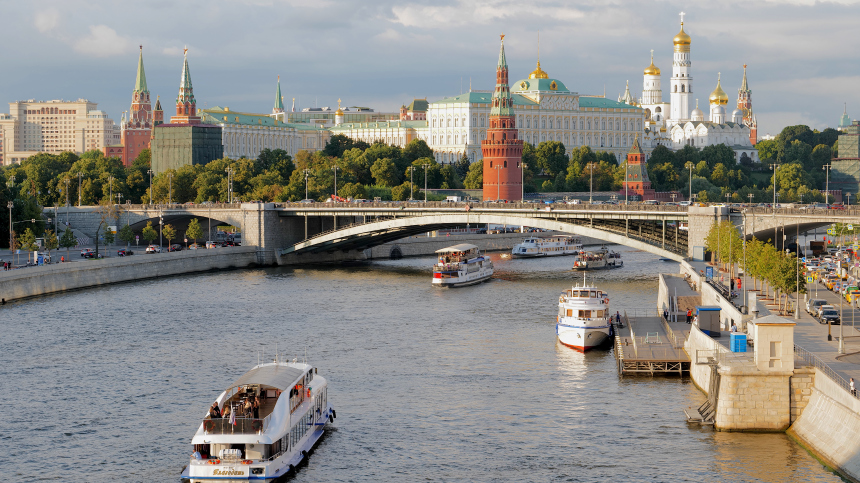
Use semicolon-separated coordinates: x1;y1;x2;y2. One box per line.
631;13;758;164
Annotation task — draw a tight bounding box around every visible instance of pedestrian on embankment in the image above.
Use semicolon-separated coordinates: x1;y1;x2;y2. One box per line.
851;378;856;397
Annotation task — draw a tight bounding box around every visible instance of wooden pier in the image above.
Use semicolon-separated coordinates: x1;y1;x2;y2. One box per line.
613;313;691;375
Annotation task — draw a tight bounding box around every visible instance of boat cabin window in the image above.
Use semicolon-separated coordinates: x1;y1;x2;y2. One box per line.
590;291;596;297
579;310;591;317
577;290;589;297
567;309;573;316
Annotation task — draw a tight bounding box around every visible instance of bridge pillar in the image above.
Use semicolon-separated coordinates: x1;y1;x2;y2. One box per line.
687;206;729;260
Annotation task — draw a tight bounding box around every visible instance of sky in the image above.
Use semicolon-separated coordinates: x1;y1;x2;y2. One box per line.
3;0;860;138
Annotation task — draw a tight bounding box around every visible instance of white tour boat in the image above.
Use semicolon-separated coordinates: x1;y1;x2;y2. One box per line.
181;359;335;481
432;244;494;287
512;235;583;258
572;246;623;271
556;277;613;351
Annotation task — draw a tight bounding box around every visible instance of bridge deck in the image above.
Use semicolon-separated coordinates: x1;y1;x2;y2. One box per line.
615;316;690;375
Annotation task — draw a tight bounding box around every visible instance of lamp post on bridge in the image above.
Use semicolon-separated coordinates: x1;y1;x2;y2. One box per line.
770;163;780;214
64;177;70;226
108;176;114;206
225;167;234;203
147;169;153;205
685;161;694;202
332;164;339;200
303;169;311;201
823;163;832;205
407;166;415;201
748;193;754;205
7;201;13;251
167;172;174;205
589;162;594;204
671;193;677;203
423;162;430;202
77;173;82;207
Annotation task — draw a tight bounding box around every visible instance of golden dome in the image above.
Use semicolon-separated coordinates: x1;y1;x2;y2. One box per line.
673;23;691;52
335;97;344;116
709;75;728;105
644;51;660;76
529;61;549;79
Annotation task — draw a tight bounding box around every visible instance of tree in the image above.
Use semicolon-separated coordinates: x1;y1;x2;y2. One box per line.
60;226;76;260
535;141;568;178
163;224;176;250
142;221;158;245
43;229;58;259
370;158;399;187
339;182;366;200
186;218;203;245
463;160;483;189
118;224;135;247
402;139;433;164
454;154;471;181
19;228;37;263
391;182;412;201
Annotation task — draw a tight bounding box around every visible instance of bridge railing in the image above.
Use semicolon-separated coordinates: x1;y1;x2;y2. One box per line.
274;200;691;213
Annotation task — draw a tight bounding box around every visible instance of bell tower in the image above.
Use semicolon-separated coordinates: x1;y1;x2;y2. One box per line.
120;45;153;166
171;47;202;125
670;12;692;123
481;35;523;201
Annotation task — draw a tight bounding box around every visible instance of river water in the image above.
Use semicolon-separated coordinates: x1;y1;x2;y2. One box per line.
1;246;845;482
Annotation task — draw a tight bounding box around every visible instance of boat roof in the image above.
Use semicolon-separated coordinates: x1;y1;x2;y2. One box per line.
436;243;478;253
226;363;306;391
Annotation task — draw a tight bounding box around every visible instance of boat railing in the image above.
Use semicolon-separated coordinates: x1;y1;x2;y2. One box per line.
203;416;265;435
434;262;462;271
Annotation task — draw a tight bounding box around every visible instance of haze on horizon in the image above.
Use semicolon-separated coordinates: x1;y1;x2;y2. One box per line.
3;0;859;138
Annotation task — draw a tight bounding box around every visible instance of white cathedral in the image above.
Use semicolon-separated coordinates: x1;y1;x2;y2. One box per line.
620;13;759;163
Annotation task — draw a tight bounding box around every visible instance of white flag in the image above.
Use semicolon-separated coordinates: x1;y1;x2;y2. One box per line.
229;406;236;426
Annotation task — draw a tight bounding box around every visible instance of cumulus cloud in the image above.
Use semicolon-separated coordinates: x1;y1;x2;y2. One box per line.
73;25;130;57
34;8;60;33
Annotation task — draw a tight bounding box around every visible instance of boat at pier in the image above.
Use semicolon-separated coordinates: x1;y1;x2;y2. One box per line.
181;359;335;481
511;235;583;258
572;246;623;271
556;277;613;351
432;244;494;287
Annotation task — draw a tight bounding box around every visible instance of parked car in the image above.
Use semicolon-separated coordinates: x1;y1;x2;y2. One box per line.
145;245;162;254
817;305;835;318
117;248;134;256
188;243;201;250
170;244;183;252
206;241;218;249
298;199;315;203
807;299;828;315
819;309;841;325
81;248;94;258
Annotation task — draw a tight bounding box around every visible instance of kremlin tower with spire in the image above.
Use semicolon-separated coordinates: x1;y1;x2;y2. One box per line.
150;48;222;174
737;65;757;145
110;46;155;166
481;35;523;201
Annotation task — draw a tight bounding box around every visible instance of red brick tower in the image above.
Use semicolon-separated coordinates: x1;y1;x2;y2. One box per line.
171;47;202;125
737;64;757;145
481;35;523;201
622;135;656;200
121;46;153;166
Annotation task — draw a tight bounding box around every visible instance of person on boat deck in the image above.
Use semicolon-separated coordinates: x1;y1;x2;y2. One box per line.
244;398;253;418
222;404;231;419
209;402;221;418
253;395;260;419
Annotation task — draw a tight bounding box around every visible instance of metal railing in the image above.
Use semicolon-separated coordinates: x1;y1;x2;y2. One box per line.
794;344;854;397
202;417;265;435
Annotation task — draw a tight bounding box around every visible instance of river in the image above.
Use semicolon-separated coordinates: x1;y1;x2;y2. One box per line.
1;246;844;482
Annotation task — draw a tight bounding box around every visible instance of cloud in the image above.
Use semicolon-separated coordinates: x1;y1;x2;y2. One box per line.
390;1;585;29
162;46;187;57
34;8;60;33
73;25;130;57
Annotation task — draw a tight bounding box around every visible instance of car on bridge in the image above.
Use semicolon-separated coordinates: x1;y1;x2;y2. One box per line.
169;244;183;252
81;248;94;258
117;248;134;256
145;245;162;254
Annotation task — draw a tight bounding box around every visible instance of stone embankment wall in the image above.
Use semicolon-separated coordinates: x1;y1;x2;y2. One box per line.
789;369;860;482
790;367;815;424
0;247;259;302
369;232;607;259
716;365;793;431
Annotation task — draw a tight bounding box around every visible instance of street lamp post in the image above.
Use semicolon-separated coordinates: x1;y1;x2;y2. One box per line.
686;161;694;201
408;166;415;200
77;173;82;206
64;177;70;226
303;169;311;200
748;193;754;205
847;192;852;207
147;169;153;205
671;193;677;203
167;172;174;205
7;201;12;250
770;163;780;213
225;167;234;203
108;176;114;204
332;164;339;199
589;163;594;203
823;163;832;204
423;163;430;202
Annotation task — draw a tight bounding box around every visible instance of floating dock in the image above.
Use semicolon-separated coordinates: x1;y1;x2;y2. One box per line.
613;314;691;375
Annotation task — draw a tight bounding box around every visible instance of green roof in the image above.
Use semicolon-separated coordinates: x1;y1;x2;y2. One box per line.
432;92;538;106
200;107;326;129
134;47;148;93
274;78;284;111
510;78;569;93
407;99;429;111
331;120;427;130
579;97;641;110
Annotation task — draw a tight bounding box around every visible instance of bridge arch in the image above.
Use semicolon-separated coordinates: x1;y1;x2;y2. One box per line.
282;213;685;261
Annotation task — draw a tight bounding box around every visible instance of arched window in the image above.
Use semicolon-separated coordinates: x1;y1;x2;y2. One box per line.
504;160;507;167
580;120;584;130
454;118;458;127
549;119;553;129
602;120;606;130
616;121;620;130
564;119;569;129
481;117;485;127
674;85;678;92
526;118;530;128
681;85;685;93
489;161;493;168
542;119;546;129
587;119;591;130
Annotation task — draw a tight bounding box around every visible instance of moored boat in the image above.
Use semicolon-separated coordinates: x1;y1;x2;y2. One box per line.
556;279;613;351
512;235;583;258
181;359;335;481
572;246;623;270
432;244;493;287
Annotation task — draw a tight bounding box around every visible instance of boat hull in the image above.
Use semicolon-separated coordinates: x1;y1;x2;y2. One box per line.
572;261;623;271
432;269;493;287
181;406;333;481
556;324;611;351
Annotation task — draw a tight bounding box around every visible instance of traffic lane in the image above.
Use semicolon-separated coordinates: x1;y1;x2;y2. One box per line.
807;280;860;326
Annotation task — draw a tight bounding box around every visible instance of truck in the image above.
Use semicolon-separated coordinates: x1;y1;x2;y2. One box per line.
445;196;462;202
809;241;826;257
